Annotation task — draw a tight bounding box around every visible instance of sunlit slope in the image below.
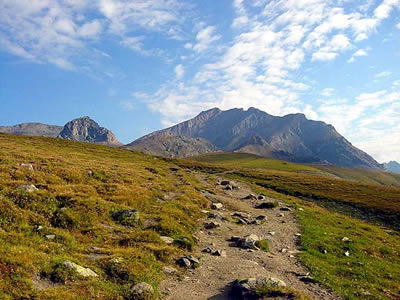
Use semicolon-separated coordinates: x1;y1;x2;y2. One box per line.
0;133;206;299
192;152;400;187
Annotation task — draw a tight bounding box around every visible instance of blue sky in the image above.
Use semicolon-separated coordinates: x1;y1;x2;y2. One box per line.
0;0;399;162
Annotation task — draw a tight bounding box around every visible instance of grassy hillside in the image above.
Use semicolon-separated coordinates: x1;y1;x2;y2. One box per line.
0;133;207;299
192;152;400;187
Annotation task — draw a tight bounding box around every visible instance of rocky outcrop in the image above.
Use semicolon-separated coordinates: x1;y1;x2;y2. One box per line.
128;107;382;169
57;116;122;147
0;123;62;137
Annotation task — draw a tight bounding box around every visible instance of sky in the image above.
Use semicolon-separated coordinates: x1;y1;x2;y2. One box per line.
0;0;399;162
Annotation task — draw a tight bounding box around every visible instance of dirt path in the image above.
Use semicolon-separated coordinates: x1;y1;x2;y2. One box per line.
160;175;340;299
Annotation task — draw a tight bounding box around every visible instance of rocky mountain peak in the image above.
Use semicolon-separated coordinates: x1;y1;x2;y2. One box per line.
57;116;122;147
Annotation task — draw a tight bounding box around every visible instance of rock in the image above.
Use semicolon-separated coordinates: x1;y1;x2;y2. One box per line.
160;236;174;244
344;251;350;257
231;212;250;219
225;185;233;191
20;163;34;171
204;221;221;229
257;195;266;200
298;207;304;211
342;237;350;242
200;209;209;214
177;256;199;269
17;184;39;193
63;260;98;277
208;212;223;219
243;194;257;200
233;277;286;298
202;247;213;253
237;218;248;225
229;236;241;242
294;233;302;237
277;213;285;217
280;207;292;211
299;276;317;284
212;249;227;257
256;202;277;209
112;209;139;226
268;231;276;236
279;248;288;253
163;266;178;275
211;203;223;210
45;234;56;240
239;234;260;249
129;282;154;300
220;180;230;186
87;246;108;254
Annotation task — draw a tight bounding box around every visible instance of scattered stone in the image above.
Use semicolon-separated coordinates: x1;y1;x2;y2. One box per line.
45;234;56;240
212;249;227;257
200;209;209;214
243;194;257;200
204;221;221;229
238;234;260;250
35;225;44;232
231;212;250;219
294;233;302;237
211;203;223;210
342;237;350;242
112;209;139;226
63;260;98;277
202;248;213;253
20;163;34;171
268;231;276;236
229;236;241;242
17;184;39;193
87;170;94;177
163;266;178;275
129;282;154;300
257;195;266;200
220;180;230;186
256;202;277;209
280;207;292;211
298;207;304;211
300;276;317;284
344;251;350;257
289;255;295;258
277;213;285;217
233;277;286;298
208;212;223;219
225;185;233;191
237;218;248;225
87;246;108;253
279;248;288;253
160;236;174;244
177;256;199;269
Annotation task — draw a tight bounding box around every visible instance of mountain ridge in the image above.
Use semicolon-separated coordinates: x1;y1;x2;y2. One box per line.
0;122;63;137
384;161;400;174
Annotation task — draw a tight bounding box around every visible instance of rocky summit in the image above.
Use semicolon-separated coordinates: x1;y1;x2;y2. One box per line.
127;107;382;170
384;161;400;174
57;116;122;147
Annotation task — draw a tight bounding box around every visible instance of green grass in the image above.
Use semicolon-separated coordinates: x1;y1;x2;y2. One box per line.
0;133;208;299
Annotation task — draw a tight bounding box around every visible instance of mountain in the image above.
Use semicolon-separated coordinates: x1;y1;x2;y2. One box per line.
0;123;63;137
125;132;217;158
383;161;400;174
57;116;122;147
127;107;382;170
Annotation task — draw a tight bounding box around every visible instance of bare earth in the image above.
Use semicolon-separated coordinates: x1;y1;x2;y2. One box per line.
160;175;341;300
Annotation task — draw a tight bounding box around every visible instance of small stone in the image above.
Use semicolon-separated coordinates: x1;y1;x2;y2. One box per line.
220;180;230;186
45;234;56;240
277;213;285;217
20;163;34;171
204;221;221;229
177;257;191;268
239;234;260;249
63;260;98;277
200;210;209;214
163;266;178;275
160;236;174;244
268;231;276;236
212;249;227;257
344;251;350;257
17;184;39;193
342;237;350;242
237;218;248;225
130;282;154;300
294;233;302;237
229;236;241;242
298;207;304;211
279;248;288;253
202;248;213;253
225;185;233;191
243;194;257;200
280;207;292;211
289;255;295;258
211;203;223;210
299;276;317;284
112;209;139;226
258;195;266;200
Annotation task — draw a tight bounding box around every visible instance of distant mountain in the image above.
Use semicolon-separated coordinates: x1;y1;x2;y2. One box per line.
383;161;400;174
125;132;217;157
0;123;62;137
128;107;382;170
57;116;122;147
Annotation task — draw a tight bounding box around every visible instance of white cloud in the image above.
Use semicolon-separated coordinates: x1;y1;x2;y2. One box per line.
375;71;392;78
321;88;335;97
174;64;184;79
312;51;338;61
397;22;400;30
192;26;221;52
348;48;369;62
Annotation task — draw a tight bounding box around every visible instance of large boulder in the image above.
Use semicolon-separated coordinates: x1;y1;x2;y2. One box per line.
238;234;260;249
63;260;98;277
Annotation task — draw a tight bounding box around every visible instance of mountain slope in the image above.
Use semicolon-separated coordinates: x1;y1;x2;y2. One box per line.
125;132;217;157
129;107;382;169
57;116;122;146
384;161;400;174
0;123;62;137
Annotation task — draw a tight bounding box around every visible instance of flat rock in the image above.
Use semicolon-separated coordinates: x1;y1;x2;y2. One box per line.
163;266;178;275
204;221;221;229
160;236;174;244
242;194;257;200
129;282;154;300
211;203;223;210
20;163;34;171
17;184;39;193
63;260;98;277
